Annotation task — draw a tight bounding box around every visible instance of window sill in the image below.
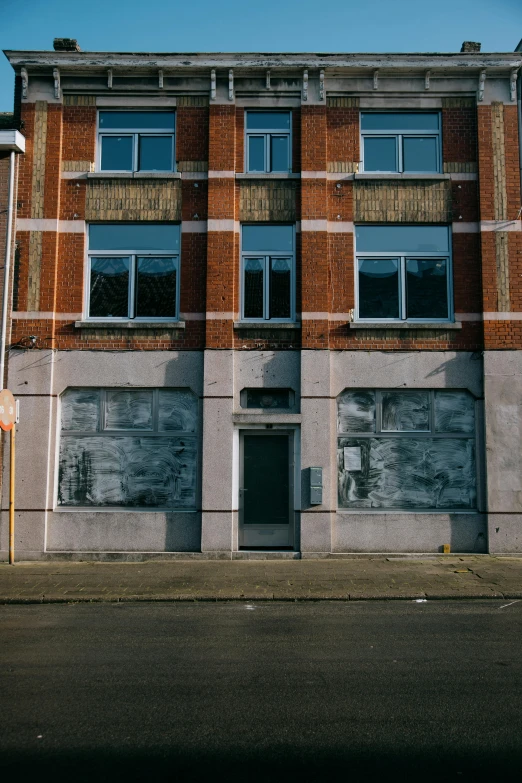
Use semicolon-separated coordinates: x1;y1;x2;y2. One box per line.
234;321;301;330
75;320;186;330
87;172;181;179
235;172;300;180
354;172;449;180
349;321;462;330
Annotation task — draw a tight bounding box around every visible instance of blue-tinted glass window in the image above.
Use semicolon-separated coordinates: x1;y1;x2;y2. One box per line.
89;224;180;251
248;136;265;172
403;137;438;172
242;225;294;252
138;136;173;172
245;111;291;172
358;259;400;319
100;136;133;171
98;112;175;172
363;137;397;172
361;112;441;173
246;112;291;131
89;257;130;318
356;226;449;253
361;113;439;132
99;112;175;130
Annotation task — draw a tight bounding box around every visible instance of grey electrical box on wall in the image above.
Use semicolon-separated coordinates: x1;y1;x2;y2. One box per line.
310;467;323;505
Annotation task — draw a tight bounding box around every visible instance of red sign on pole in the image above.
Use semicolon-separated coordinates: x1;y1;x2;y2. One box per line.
0;389;16;431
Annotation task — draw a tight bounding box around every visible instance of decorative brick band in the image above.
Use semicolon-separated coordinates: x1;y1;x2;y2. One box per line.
442;97;475;108
27;232;42;312
177;161;208;172
327;162;359;173
31;101;47;220
177;96;209;107
62;160;94;172
495;232;510;311
63;95;96;106
354;179;452;223
443;162;478;173
85;178;182;221
327;97;360;108
239;180;297;221
492;103;508;221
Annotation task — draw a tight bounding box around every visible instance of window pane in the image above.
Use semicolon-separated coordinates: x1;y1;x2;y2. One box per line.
242;225;294;252
248;136;265;172
100;136;133;171
89;224;180;251
246;112;290;131
364;137;397;172
136;257;177;318
381;391;430;432
358;259;399;319
244;258;264;319
361;113;440;131
99;111;175;130
158;390;198;432
403;137;438;172
139;136;173;171
89;257;130;317
105;390;153;430
61;389;100;432
406;259;448;319
356;225;450;253
435;391;475;434
269;257;291;319
270;136;289;171
337;390;376;433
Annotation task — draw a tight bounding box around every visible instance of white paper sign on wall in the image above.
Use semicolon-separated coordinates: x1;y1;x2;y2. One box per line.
344;446;362;472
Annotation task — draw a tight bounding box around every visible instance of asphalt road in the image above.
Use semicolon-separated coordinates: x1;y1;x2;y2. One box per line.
1;600;522;781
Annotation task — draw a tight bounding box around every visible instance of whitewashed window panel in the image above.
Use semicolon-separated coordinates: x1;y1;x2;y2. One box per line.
381;391;430;432
158;390;198;432
105;390;153;430
434;391;475;434
61;389;100;432
337;390;376;434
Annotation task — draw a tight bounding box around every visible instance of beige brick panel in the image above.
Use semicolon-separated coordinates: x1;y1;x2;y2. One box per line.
495;231;510;312
441;97;475;108
177;161;208;172
491;103;508;221
327;97;360;107
354;180;452;223
62;161;95;172
31;101;47;220
63;95;96;106
443;162;478;173
327;162;359;173
177;96;209;107
27;231;43;311
239;180;297;221
85;179;182;221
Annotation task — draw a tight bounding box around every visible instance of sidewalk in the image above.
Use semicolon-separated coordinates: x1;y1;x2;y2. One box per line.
1;556;522;602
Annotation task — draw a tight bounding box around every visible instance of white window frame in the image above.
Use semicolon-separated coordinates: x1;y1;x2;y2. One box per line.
86;248;181;322
245;111;292;173
240;225;296;323
96;110;176;173
360;112;441;174
354;226;453;323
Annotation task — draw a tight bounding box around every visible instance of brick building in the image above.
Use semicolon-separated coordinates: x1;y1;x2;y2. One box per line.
1;39;522;558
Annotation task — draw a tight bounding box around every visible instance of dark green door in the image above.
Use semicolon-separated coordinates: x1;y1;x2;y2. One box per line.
240;432;293;548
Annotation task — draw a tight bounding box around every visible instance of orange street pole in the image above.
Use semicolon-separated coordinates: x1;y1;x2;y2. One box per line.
9;424;15;565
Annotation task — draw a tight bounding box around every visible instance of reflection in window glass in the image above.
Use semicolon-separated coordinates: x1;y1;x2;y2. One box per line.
244;258;264;319
356;226;449;253
382;391;430;431
403;137;438;172
270;258;291;319
248;136;265;171
139;136;173;171
435;391;475;433
136;258;177;318
358;259;399;319
271;136;289;172
89;257;130;317
363;137;397;172
406;259;448;319
100;136;133;171
242;225;294;252
105;390;153;430
89;224;180;252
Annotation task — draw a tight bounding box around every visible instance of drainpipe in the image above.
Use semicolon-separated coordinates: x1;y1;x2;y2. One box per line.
517;39;522;204
0;151;16;389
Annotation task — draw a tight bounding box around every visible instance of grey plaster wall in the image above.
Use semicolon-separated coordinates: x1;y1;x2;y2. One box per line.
484;351;522;552
2;350;204;555
233;350;301;411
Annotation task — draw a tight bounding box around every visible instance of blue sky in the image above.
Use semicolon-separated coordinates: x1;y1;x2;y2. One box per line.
1;0;521;111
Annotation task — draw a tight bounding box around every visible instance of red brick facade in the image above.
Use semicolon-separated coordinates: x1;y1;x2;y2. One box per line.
7;89;522;354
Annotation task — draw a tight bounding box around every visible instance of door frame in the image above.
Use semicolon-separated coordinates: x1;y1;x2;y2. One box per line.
236;426;300;550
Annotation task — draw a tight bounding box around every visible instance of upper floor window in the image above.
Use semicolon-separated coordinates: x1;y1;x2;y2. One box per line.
355;225;451;322
245;111;291;173
241;224;295;322
98;111;175;172
87;223;180;321
361;113;441;173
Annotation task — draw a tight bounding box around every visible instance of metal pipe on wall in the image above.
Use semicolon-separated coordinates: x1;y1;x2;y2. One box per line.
0;150;16;389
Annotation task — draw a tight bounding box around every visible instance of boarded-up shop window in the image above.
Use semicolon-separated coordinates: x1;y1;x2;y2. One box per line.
58;388;198;509
337;389;477;510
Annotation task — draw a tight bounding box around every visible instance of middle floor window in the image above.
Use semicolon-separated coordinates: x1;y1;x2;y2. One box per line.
355;225;452;322
87;223;180;321
241;224;295;322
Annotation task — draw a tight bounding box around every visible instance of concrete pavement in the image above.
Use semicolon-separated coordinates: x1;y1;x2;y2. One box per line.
1;556;522;602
